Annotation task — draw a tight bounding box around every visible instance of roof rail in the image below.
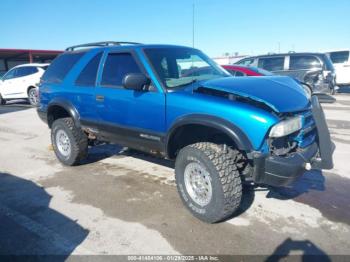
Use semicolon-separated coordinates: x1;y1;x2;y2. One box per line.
65;41;142;51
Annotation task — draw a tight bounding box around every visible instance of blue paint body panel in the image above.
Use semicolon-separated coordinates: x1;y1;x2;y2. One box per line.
201;76;311;113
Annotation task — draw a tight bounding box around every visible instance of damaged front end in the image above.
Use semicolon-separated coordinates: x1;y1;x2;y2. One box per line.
193;76;334;187
252;96;334;186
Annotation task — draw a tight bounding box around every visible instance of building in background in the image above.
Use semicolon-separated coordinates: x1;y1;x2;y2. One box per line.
0;48;62;76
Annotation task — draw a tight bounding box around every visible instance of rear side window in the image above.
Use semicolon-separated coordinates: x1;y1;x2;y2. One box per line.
101;53;141;87
329;51;349;64
258;57;284;71
75;52;102;86
290;56;321;70
42;52;84;84
16;66;38;77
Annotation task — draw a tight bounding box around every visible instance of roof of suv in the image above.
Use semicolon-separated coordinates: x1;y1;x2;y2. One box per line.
64;42;194;53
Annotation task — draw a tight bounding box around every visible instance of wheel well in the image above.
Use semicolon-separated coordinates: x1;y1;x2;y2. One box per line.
27;86;36;94
167;124;238;159
47;105;70;128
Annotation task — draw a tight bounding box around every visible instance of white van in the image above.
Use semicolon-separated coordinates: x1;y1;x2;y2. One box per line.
326;50;350;85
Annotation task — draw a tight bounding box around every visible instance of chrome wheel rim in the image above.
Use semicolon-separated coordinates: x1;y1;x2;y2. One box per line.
184;162;212;206
28;89;38;105
56;129;71;157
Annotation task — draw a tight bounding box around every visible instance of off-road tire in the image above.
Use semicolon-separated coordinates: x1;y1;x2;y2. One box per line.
0;95;6;105
51;117;88;166
175;142;243;223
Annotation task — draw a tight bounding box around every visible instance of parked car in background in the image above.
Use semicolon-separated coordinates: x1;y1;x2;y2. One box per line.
236;53;336;94
0;63;48;106
222;65;273;77
326;50;350;85
223;64;312;98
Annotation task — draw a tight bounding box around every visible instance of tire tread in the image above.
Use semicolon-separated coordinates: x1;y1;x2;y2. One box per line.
179;142;243;222
51;117;87;166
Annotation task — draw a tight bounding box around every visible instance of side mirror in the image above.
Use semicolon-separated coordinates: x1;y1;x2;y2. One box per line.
122;73;150;91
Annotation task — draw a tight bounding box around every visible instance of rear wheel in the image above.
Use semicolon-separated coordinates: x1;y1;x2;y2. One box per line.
51;117;88;166
28;87;39;106
175;142;243;223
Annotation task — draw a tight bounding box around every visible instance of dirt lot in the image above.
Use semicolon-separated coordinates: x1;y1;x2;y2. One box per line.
0;90;350;258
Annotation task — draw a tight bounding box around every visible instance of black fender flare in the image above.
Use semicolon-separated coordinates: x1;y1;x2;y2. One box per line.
47;98;81;128
166;114;253;156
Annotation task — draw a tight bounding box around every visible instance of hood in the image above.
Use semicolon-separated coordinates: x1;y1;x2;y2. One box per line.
197;76;310;113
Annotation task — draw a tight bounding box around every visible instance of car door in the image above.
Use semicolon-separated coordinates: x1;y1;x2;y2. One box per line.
287;55;331;93
70;51;103;122
288;55;322;80
94;50;166;151
328;51;350;84
0;68;23;98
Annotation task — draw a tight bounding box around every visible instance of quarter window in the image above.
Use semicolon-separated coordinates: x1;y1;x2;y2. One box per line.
75;52;102;86
289;56;321;70
101;53;141;87
42;52;85;84
329;51;349;64
258;57;284;71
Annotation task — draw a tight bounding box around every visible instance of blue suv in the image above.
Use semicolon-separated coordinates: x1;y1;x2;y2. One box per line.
37;42;334;223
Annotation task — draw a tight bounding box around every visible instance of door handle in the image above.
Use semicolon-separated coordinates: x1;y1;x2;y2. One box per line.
96;95;104;102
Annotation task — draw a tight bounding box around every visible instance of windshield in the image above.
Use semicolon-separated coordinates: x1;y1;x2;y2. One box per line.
144;47;229;89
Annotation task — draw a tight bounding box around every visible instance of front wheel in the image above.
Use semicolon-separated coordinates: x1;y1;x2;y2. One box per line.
51;117;88;166
175;142;243;223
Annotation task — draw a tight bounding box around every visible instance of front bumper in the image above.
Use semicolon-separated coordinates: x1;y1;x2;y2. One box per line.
252;96;334;187
252;143;319;186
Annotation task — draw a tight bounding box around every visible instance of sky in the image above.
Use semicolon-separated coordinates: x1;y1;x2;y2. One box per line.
1;0;349;57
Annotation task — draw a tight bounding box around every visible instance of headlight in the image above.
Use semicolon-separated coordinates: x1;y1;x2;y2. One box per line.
269;116;302;138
